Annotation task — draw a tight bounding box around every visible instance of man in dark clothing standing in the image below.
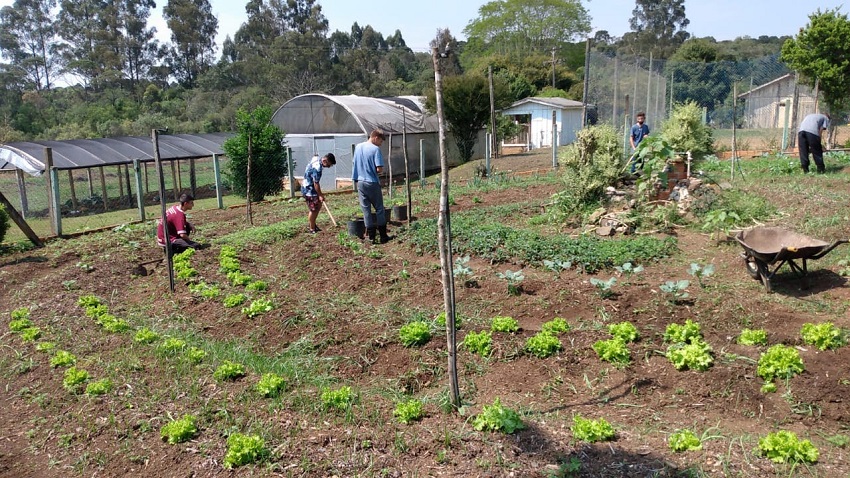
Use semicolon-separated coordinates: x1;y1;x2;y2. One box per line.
797;113;830;174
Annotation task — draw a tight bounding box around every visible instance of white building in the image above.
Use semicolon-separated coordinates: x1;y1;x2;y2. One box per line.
500;97;588;150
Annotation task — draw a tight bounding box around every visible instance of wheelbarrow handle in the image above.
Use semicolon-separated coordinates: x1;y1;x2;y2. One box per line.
810;239;849;260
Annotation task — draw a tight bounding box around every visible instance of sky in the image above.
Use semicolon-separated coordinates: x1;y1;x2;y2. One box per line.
0;0;847;53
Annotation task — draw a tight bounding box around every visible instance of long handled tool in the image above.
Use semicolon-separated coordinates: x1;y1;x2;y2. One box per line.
322;201;338;227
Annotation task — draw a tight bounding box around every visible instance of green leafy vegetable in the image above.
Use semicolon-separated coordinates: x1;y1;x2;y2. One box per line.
321;385;356;411
800;322;845;351
571;415;615;442
393;399;425;424
213;361;246;381
223;433;267;469
609;321;639;343
737;328;768;346
463;330;492;357
758;430;818;464
160;415;198;444
255;373;286;398
399;321;431;347
491;316;519;333
525;332;562;358
541;317;570;335
666;339;714;371
593;338;631;365
757;344;804;382
669;429;702;452
85;379;113;396
472;398;525;434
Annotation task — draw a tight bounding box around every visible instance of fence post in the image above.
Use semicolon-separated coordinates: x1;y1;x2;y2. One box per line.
15;169;28;218
47;158;62;236
212;154;224;209
133;159;145;221
286;147;295;199
419;139;426;188
485;133;491;177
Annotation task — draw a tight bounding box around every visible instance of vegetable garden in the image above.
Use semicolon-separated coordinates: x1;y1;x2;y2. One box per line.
3;145;850;477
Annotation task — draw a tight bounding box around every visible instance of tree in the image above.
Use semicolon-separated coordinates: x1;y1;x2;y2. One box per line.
624;0;690;58
426;74;508;162
120;0;160;88
0;0;62;91
163;0;218;87
463;0;590;56
58;0;125;90
222;106;287;202
781;8;850;116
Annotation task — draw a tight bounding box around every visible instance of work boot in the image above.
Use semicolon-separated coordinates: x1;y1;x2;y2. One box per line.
378;225;391;244
366;226;377;242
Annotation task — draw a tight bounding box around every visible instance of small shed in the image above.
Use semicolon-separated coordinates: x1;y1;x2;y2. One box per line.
500;97;587;150
271;94;484;191
737;74;817;129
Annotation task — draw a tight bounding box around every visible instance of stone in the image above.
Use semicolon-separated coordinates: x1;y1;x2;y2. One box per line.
596;226;615;237
687;178;703;191
587;207;607;224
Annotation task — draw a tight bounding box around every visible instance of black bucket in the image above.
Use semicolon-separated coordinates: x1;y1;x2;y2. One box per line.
392;205;408;221
347;219;366;239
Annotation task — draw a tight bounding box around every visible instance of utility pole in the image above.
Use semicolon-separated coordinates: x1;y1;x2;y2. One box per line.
581;37;591;128
488;65;498;161
546;47;557;88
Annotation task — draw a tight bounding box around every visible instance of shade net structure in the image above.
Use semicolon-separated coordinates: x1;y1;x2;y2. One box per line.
272;94;469;194
0;133;235;241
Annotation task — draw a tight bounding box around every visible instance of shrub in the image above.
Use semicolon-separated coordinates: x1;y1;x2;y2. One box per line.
0;204;10;243
393;399;425;424
213;361;246;381
255;373;286;398
160;415;198;444
669;429;702;452
571;415;615;442
554;124;623;221
541;317;570;335
321;385;356;411
758;430;818;464
399;321;431;347
800;322;845;351
593;338;630;365
737;328;768;346
658;101;714;158
525;332;562;358
491;316;519;333
223;106;286;202
222;433;268;469
609;322;639;343
758;344;804;382
472;398;525;434
463;330;492;357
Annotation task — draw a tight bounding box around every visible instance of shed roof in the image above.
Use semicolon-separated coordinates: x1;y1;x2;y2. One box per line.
736;73;793;99
502;97;587;113
0;132;233;176
271;94;439;136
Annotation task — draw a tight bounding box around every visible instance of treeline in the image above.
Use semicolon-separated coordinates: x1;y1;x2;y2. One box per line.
0;0;790;144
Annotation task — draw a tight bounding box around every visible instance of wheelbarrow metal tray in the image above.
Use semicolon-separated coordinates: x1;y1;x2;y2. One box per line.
735;227;831;263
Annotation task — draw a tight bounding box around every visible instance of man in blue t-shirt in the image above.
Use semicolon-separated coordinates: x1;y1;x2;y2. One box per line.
797;113;830;174
629;112;650;173
352;129;389;243
301;153;336;233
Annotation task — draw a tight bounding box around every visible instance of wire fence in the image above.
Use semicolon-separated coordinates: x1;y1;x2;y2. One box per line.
586;52;819;154
0;155;236;242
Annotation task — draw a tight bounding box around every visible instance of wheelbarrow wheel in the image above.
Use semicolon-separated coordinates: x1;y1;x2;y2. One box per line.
742;253;772;292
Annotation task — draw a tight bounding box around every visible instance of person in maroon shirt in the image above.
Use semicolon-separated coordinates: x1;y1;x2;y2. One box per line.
156;193;201;253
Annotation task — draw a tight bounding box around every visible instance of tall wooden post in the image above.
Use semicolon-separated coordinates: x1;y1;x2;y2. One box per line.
44;147;57;235
432;45;460;410
99;166;108;212
68;170;78;210
152;129;174;293
246;134;253;225
212;154;224;209
15;169;28;218
489;65;498;160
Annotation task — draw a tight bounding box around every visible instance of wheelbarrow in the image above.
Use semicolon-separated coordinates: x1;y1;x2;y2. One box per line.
736;227;847;292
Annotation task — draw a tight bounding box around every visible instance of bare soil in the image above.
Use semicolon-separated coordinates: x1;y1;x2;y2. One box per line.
2;149;850;478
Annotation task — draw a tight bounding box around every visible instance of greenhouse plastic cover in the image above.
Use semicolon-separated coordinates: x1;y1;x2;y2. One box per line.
0;132;233;176
272;94;439;136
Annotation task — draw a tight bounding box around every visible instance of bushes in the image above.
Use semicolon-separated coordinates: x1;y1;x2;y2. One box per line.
0;205;9;243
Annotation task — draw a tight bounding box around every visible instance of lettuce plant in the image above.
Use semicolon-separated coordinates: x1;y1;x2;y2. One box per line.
134;327;160;344
227;271;253;286
609;321;639;343
321;385;356;411
541;317;570;335
185;347;206;364
472;398;525;434
571;415;615;442
223;294;247;308
399;321;431;347
667;339;714;371
664;320;702;344
35;342;56;353
51;350;77;368
223;433;267;469
20;327;41;341
525;332;561;358
757;344;804;382
462;330;492;357
242;298;274;318
158;337;187;354
63;367;89;392
10;307;30;320
800;322;845;351
85;379;113;396
491;316;519;333
593;338;630;365
758;430;818;464
669;429;702;452
393;399;425;424
255;373;286;398
160;415;198;444
9;318;33;332
737;328;768;346
213;361;246;381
